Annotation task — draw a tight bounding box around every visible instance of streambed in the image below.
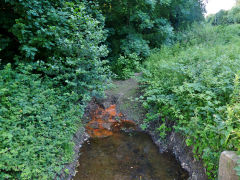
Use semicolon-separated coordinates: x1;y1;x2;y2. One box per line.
72;96;189;180
59;75;206;180
73;131;188;180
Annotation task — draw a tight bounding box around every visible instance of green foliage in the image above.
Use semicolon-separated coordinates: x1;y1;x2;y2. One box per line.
0;1;18;63
0;0;110;179
226;75;240;151
0;64;84;179
141;24;240;178
170;0;205;28
207;5;240;25
121;34;150;58
111;53;141;80
228;75;240;176
1;0;109;98
94;0;205;78
0;0;207;179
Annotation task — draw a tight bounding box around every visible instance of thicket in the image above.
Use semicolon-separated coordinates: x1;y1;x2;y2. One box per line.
140;24;240;178
0;0;109;94
0;0;109;179
94;0;205;79
0;64;84;179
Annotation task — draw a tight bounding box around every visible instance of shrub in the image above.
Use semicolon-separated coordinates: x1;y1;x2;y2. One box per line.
0;1;110;179
93;0;204;76
228;75;240;176
111;53;141;80
141;24;240;178
1;0;109;99
0;64;85;179
120;34;150;58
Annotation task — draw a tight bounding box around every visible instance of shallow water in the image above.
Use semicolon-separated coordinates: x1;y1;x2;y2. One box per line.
74;131;188;180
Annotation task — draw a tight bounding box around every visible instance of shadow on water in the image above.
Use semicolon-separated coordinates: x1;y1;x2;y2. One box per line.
73;131;189;180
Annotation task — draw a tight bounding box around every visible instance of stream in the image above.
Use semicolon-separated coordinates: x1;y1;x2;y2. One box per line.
72;103;188;180
73;131;188;180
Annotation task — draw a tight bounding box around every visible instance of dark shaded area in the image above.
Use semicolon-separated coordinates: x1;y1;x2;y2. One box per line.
0;1;20;66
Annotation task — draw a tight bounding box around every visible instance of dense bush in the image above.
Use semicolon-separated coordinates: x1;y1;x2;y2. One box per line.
228;76;240;176
0;0;215;179
0;64;85;179
111;53;141;80
0;0;110;179
94;0;205;78
141;24;240;178
0;0;109;98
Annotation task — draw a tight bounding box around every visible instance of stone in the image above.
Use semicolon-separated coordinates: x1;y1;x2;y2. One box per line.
218;151;240;180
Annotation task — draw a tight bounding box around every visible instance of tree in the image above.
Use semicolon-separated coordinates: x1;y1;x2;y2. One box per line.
237;0;240;6
95;0;205;58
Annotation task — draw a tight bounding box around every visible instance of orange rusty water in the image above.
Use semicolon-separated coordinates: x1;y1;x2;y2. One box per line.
86;104;136;138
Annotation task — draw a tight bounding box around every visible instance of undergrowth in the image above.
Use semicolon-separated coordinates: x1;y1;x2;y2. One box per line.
0;1;109;179
141;24;240;178
0;64;86;179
